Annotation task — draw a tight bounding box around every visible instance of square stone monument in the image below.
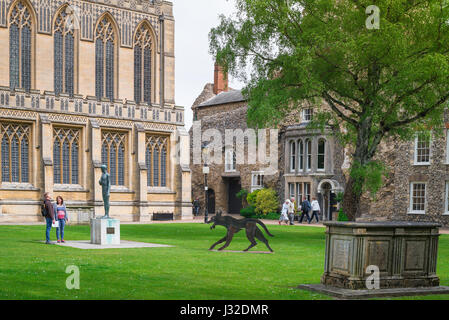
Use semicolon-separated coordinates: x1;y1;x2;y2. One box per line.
91;218;121;245
320;221;440;289
299;221;449;298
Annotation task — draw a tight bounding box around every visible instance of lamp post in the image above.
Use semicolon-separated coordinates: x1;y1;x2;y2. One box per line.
202;142;210;224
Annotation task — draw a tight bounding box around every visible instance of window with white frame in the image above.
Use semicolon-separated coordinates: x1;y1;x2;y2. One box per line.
317;139;326;171
251;172;264;192
409;182;426;214
414;132;431;165
225;149;236;172
288;183;295;199
304;182;311;201
290;141;296;172
302;108;313;122
305;139;312;171
298;139;304;171
296;183;303;209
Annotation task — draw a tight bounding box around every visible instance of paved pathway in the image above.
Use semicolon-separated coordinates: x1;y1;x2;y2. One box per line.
52;240;173;250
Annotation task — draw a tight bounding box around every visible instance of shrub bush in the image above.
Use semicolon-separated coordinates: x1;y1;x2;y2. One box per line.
246;189;261;206
257;212;281;220
240;205;256;218
337;208;348;221
255;188;279;215
236;189;249;200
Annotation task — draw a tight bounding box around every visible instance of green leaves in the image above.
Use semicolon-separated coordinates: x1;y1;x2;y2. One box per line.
209;0;449;216
350;160;388;198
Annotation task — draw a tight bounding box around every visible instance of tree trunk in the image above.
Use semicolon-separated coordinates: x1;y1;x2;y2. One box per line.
342;116;376;221
342;176;362;221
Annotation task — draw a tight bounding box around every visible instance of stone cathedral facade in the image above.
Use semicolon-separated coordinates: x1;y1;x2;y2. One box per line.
0;0;192;223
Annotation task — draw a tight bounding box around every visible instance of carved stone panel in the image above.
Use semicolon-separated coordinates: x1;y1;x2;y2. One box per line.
331;238;351;273
404;240;426;272
366;240;390;273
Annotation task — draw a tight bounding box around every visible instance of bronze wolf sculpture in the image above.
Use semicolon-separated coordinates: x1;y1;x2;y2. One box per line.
207;210;274;252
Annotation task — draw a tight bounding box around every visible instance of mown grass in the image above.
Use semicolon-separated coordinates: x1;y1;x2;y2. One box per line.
0;223;448;300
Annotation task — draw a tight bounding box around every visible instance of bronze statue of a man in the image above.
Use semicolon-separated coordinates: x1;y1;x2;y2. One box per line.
99;165;111;219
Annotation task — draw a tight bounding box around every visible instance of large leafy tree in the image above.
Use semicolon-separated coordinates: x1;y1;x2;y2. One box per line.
209;0;449;220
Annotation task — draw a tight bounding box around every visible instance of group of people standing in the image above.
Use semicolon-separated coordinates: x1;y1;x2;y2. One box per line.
280;196;321;225
42;192;68;244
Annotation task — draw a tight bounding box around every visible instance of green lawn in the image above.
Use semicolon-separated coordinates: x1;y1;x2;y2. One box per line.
0;223;448;300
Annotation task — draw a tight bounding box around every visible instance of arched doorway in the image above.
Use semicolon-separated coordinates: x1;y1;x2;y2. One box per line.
317;179;342;221
207;189;215;214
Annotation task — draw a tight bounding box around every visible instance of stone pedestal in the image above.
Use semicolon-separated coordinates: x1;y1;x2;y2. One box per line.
90;218;121;245
321;221;441;289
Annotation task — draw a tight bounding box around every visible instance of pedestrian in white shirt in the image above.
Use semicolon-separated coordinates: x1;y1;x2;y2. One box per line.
288;197;295;225
279;200;290;225
310;197;321;223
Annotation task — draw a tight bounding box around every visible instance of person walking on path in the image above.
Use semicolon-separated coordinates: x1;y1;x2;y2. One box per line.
43;192;55;244
279;199;290;225
288;197;295;225
299;197;312;224
193;198;200;216
310;197;321;223
54;196;68;243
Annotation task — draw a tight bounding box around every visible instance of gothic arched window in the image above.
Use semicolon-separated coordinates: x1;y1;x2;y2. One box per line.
9;0;33;91
54;6;77;96
145;135;169;187
53;127;80;185
101;131;126;186
134;23;153;104
0;123;30;183
95;16;116;101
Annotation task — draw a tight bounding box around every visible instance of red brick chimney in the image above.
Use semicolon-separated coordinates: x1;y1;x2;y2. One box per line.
213;63;229;95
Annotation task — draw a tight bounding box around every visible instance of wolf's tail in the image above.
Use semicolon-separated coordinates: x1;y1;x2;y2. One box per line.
249;219;274;237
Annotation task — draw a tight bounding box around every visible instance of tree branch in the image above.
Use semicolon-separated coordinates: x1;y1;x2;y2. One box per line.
385;92;449;130
323;91;359;127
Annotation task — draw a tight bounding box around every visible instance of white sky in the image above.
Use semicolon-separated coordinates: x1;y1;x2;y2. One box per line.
172;0;244;130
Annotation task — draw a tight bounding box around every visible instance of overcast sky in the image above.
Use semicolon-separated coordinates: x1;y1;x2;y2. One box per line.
172;0;244;130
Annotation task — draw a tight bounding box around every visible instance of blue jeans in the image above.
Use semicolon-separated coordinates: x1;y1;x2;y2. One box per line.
299;211;311;223
45;217;53;242
56;219;66;240
310;211;320;223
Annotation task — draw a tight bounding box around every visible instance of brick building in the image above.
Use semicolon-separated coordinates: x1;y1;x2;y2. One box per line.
190;65;279;215
190;65;449;226
368;121;449;225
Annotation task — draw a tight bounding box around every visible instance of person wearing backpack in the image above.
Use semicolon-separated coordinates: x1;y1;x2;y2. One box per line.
299;196;311;224
54;196;68;243
42;192;55;244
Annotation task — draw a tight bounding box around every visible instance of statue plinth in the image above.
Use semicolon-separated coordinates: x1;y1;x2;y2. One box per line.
91;218;121;245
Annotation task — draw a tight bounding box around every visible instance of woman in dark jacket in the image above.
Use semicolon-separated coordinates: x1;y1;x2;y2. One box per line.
54;196;68;243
